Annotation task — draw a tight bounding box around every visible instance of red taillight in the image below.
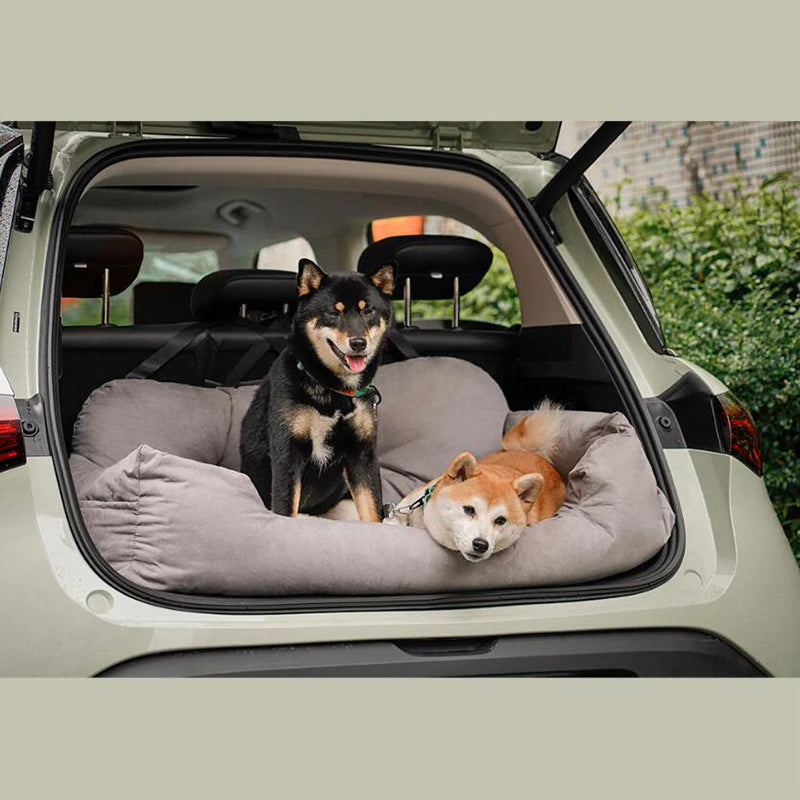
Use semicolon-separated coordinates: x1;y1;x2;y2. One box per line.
0;397;26;473
715;391;762;475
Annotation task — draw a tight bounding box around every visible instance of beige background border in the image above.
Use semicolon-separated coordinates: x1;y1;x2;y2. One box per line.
0;679;798;799
3;0;800;119
2;1;800;798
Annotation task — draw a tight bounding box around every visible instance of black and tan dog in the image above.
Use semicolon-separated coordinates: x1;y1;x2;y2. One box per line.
240;258;395;521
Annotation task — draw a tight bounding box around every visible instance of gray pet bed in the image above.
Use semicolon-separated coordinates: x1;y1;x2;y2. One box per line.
69;357;675;596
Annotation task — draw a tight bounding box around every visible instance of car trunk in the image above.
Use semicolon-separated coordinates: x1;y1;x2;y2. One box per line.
28;126;682;614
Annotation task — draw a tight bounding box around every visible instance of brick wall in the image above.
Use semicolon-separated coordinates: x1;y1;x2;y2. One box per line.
559;121;800;215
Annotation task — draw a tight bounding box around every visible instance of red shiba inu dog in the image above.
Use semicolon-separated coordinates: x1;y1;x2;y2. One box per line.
386;400;567;561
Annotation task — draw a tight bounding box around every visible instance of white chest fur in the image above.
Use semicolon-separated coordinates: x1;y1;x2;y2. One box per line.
308;411;338;466
288;402;374;467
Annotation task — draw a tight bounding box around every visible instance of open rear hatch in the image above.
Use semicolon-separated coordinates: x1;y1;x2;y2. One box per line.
12;121;630;235
9;119;685;615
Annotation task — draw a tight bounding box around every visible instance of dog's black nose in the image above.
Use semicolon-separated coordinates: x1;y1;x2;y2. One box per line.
472;537;489;553
349;337;367;352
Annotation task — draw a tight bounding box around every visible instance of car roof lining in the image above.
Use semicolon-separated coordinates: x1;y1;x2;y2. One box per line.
77;155;580;327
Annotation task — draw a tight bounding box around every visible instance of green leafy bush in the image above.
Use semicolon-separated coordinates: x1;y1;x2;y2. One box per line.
617;177;800;561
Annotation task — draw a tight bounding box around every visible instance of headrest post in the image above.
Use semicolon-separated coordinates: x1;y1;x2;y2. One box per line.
239;303;247;319
452;275;460;329
101;267;111;325
403;276;412;327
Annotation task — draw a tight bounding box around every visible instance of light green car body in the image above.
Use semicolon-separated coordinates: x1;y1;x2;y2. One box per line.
1;128;798;676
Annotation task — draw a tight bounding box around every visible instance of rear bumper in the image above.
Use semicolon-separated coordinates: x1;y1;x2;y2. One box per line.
97;629;767;677
3;451;800;676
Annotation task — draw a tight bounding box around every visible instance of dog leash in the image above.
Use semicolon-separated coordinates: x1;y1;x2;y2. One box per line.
383;481;438;521
296;361;381;406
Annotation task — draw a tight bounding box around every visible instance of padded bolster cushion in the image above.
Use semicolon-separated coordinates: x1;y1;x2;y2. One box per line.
70;357;674;595
70;380;233;491
62;226;143;297
357;235;493;300
191;269;298;321
70;357;509;498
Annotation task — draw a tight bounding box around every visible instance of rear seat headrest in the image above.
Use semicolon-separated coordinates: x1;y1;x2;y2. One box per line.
357;235;493;300
191;269;298;321
62;226;144;297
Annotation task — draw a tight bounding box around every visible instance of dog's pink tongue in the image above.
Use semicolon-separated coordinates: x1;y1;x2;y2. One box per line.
345;354;367;373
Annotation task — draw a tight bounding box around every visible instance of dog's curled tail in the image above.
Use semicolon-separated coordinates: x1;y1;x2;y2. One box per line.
501;398;565;460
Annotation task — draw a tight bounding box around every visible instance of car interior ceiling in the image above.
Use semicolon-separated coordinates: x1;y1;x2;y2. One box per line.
59;156;626;453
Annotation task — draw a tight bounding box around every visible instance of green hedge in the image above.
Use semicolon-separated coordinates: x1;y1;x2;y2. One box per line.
616;177;800;562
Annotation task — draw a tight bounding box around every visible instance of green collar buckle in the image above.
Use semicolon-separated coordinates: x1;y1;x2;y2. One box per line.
297;360;381;405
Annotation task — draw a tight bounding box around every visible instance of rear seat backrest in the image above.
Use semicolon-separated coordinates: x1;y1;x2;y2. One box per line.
62;238;516;453
185;269;298;387
61;264;299;449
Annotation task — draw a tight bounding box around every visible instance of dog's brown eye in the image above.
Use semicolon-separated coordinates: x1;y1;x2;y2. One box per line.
494;516;507;526
462;505;475;517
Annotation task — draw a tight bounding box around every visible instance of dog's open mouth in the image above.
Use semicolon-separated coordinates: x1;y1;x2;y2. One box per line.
328;340;367;373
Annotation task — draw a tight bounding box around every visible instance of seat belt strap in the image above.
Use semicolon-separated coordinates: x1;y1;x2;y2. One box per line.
125;322;209;380
221;334;286;386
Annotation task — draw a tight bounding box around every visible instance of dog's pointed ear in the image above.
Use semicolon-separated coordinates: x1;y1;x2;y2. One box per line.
513;473;544;505
444;452;479;482
297;259;328;298
368;262;396;297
